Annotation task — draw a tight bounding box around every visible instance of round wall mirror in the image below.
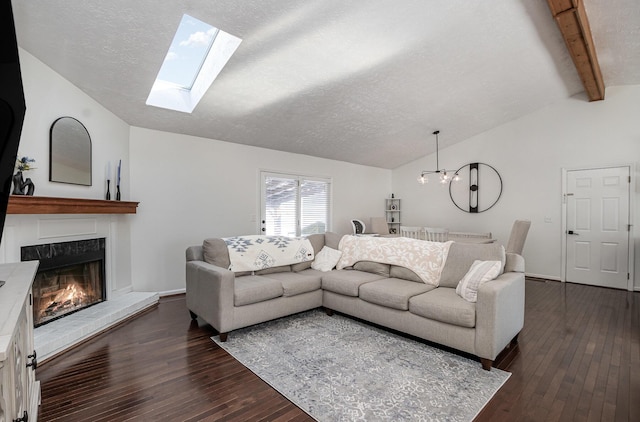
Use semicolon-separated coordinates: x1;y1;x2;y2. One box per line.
49;116;92;186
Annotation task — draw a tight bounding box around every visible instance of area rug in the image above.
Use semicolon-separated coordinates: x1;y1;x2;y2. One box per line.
211;309;510;421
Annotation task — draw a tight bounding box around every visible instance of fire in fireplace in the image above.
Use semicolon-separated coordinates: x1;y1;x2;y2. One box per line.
32;261;103;326
21;238;106;327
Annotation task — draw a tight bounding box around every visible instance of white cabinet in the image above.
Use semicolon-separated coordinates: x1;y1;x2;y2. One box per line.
385;197;401;234
0;262;40;422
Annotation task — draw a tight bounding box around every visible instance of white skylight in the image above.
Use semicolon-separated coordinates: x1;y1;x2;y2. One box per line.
146;14;242;113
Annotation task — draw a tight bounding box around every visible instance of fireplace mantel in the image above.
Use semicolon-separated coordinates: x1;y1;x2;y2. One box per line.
7;196;139;215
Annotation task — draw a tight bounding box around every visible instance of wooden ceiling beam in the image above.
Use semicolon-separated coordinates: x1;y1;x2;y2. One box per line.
546;0;605;101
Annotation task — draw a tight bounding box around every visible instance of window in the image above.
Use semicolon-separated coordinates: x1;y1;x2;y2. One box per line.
261;172;331;237
146;14;242;113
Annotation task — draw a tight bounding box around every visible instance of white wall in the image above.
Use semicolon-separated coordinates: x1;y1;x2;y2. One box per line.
7;49;134;291
16;49;130;200
392;85;640;290
129;127;391;293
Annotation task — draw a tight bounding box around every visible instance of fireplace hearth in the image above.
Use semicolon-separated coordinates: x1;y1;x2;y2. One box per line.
21;238;106;327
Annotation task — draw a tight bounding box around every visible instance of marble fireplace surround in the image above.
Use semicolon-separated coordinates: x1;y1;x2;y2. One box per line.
2;196;158;362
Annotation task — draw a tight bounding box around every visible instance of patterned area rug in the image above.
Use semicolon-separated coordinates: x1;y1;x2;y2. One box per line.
211;309;510;421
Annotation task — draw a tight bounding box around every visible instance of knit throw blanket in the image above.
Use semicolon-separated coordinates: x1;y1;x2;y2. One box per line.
223;235;315;272
337;236;453;286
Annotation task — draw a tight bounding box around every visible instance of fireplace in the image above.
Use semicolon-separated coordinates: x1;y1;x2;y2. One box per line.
21;238;106;327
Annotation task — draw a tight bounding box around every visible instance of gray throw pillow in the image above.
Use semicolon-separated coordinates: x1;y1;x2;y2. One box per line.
389;265;422;283
324;232;343;250
203;238;230;269
353;261;390;277
203;237;251;276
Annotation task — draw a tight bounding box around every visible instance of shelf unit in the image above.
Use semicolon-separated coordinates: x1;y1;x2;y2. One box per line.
385;197;401;234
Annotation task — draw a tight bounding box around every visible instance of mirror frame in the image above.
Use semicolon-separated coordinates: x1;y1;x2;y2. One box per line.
49;116;92;186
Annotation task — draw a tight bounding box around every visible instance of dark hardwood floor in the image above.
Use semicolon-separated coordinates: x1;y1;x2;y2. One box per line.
37;279;640;421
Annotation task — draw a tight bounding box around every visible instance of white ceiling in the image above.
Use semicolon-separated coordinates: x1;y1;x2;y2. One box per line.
11;0;640;169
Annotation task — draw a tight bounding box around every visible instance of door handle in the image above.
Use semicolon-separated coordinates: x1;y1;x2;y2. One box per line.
567;230;579;235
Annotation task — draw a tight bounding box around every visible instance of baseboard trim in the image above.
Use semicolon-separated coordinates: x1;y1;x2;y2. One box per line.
525;272;561;281
158;288;186;297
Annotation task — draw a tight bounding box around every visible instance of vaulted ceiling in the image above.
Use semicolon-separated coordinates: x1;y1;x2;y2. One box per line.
11;0;640;169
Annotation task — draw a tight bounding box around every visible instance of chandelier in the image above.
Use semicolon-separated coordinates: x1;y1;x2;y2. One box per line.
417;130;461;184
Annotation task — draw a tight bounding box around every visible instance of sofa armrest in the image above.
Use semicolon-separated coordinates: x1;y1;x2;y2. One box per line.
474;271;525;360
186;260;235;333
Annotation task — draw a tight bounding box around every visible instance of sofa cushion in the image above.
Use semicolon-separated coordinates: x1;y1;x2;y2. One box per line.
295;268;325;276
203;238;230;268
504;253;525;273
409;288;476;328
186;245;204;262
389;265;421;283
439;242;505;288
359;278;435;311
291;233;326;272
234;275;284;306
321;270;386;297
260;271;322;297
456;260;502;302
203;238;252;276
311;246;343;271
324;231;343;249
353;261;391;277
255;265;292;275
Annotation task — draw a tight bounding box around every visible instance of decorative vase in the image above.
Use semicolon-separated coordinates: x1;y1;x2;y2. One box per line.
12;171;35;196
116;185;121;201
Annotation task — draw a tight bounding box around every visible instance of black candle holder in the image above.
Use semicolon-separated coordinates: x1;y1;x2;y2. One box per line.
106;180;111;200
116;185;121;201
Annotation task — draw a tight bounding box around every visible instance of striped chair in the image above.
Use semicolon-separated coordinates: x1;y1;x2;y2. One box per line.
424;227;449;242
400;226;424;239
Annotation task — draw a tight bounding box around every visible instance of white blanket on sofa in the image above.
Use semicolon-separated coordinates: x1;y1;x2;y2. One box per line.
337;236;452;286
223;235;315;272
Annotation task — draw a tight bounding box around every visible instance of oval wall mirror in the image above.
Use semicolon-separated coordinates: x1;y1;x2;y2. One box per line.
49;116;92;186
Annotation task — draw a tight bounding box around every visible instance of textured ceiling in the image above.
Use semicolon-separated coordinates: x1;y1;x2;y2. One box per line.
11;0;640;169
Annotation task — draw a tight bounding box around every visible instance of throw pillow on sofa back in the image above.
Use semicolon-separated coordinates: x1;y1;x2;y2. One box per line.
311;246;342;272
439;242;505;288
456;260;502;302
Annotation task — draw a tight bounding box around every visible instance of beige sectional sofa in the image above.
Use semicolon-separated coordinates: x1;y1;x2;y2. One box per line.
185;232;525;370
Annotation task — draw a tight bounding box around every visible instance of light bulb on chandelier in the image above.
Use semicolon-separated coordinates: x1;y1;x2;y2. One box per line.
417;130;461;185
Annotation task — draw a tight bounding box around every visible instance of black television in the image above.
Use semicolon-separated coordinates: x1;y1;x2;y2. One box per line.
0;1;26;247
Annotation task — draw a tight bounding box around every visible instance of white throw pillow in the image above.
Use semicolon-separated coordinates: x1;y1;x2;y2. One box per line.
456;260;502;302
311;246;343;272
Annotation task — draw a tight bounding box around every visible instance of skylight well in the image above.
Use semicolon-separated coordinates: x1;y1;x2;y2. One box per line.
146;14;241;113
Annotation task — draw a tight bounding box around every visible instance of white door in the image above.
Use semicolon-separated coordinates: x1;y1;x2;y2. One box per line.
565;166;630;289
